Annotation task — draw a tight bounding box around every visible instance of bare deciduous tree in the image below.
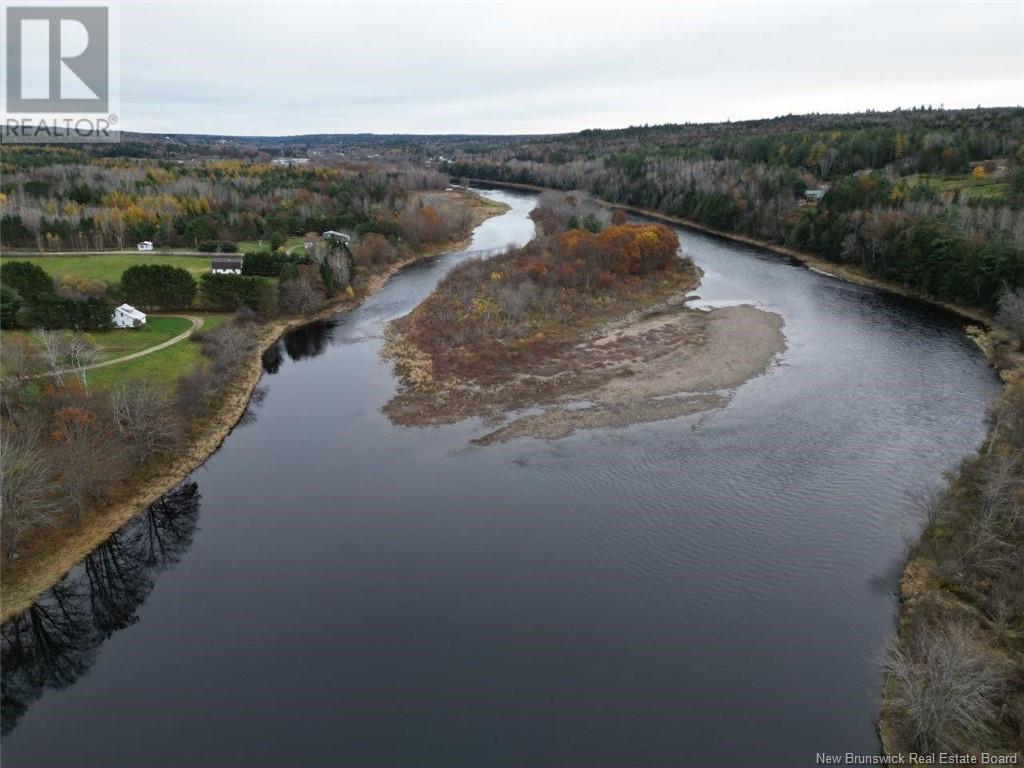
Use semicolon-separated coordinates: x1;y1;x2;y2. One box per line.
34;329;65;386
200;321;256;376
884;621;1005;753
50;407;125;517
279;270;324;315
63;334;99;394
30;331;99;392
175;365;218;413
0;338;43;424
996;286;1024;338
916;484;949;528
110;384;181;465
1;426;59;558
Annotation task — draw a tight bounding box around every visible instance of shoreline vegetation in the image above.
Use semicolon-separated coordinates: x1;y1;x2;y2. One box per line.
382;191;786;444
453;184;1021;758
461;178;999;328
878;347;1023;758
446;108;1023;331
0;189;509;624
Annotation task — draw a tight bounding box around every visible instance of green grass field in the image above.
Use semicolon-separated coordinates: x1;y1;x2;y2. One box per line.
236;240;267;253
2;313;231;391
86;313;229;391
3;315;193;362
237;236;308;257
85;335;203;391
0;253;213;284
900;173;1010;202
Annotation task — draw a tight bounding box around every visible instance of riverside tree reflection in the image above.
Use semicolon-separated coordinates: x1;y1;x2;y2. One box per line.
282;319;335;362
1;481;202;735
261;319;337;376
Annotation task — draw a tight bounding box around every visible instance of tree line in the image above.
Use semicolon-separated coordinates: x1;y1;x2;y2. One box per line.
0;148;452;252
442;108;1024;312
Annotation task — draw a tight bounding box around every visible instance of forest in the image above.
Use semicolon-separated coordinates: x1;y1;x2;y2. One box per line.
0;147;482;563
442;107;1024;311
0;145;454;251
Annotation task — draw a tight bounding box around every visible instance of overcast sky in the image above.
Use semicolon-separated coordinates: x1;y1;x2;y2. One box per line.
119;1;1023;136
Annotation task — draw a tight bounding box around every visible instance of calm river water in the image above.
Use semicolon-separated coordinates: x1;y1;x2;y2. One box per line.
1;189;1002;767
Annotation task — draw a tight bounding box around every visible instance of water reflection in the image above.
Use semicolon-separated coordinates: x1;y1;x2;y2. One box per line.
261;343;283;374
1;482;202;735
0;189;1001;766
283;319;336;362
237;385;268;427
262;319;338;374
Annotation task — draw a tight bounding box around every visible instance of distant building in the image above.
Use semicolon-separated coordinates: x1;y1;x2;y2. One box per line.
272;157;310;167
113;304;147;329
322;230;351;242
803;188;827;203
137;240;154;251
211;257;243;274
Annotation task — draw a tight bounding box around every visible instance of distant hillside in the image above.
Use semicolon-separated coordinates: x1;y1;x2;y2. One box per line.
438;107;1024;311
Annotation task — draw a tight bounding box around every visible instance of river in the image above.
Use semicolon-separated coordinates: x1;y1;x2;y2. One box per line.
0;188;1002;767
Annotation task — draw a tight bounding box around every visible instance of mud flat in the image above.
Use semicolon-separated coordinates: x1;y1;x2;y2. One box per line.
383;279;785;443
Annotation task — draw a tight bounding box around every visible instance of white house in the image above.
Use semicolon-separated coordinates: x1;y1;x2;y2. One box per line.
322;230;351;242
211;257;243;274
137;240;154;251
113;304;147;329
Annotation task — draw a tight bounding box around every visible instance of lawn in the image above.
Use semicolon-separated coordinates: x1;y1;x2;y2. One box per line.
92;316;195;359
237;236;308;257
3;315;193;362
0;253;212;284
85;334;205;391
900;173;1010;202
236;240;267;253
84;313;229;391
2;313;231;391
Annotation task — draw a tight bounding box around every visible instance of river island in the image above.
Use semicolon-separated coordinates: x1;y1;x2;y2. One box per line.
383;192;786;442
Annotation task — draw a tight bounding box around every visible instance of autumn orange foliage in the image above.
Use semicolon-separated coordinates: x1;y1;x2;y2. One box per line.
404;221;687;366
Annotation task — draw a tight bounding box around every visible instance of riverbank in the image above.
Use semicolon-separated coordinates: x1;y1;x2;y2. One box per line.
877;351;1024;758
382;222;785;443
460;179;995;328
0;189;509;624
453;182;1022;753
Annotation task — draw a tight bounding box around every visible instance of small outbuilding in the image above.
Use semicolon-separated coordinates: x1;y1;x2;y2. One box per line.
211;257;243;274
113;303;147;329
137;240;154;251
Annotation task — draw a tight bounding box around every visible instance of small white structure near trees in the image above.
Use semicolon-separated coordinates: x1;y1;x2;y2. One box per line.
322;230;351;243
113;304;147;329
137;241;154;251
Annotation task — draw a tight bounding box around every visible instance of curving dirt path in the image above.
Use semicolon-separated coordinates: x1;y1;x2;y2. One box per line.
41;314;205;376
